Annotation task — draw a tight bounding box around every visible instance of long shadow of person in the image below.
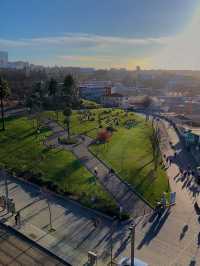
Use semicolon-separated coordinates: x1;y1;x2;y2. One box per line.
194;202;200;215
189;259;196;266
179;224;189;240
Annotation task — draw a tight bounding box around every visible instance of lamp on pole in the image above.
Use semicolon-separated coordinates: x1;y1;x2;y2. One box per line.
0;169;9;210
110;216;117;266
41;187;56;232
129;220;136;266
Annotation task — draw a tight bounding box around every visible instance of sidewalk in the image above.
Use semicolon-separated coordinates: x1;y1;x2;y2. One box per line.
0;177;114;266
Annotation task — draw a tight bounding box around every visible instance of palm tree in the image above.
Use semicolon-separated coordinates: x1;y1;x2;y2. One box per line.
0;76;10;131
63;107;72;137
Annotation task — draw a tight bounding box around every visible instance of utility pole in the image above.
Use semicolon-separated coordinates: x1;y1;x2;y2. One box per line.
1;170;9;210
41;187;55;232
0;81;5;131
129;220;136;266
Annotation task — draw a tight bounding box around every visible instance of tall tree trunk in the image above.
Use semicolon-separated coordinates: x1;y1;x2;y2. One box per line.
0;94;5;131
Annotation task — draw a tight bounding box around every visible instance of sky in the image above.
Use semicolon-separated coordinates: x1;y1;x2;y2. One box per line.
0;0;199;69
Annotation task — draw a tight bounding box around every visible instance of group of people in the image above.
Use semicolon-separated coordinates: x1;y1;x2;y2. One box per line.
163;154;173;168
179;167;194;179
94;166;115;177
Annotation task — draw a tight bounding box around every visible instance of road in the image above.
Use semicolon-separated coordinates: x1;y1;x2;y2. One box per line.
0;223;66;266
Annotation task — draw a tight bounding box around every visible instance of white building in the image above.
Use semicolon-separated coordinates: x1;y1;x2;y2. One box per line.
101;93;128;108
79;81;112;101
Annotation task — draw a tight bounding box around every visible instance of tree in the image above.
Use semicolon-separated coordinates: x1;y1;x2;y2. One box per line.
48;78;57;97
141;96;152;108
97;129;112;143
63;74;78;107
26;81;45;130
63;107;72;137
47;78;59;120
0;76;10;131
63;75;75;96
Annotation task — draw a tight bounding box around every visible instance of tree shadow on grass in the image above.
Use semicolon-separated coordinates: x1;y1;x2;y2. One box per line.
51;159;86;184
134;169;155;192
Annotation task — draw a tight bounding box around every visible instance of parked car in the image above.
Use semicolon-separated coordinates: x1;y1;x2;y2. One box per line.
117;257;148;266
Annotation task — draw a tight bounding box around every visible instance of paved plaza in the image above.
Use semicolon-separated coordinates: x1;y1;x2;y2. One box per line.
0;223;67;266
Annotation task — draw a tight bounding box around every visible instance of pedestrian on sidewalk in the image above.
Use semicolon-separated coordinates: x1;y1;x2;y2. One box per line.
179;168;183;175
14;214;18;226
92;217;99;228
94;166;98;176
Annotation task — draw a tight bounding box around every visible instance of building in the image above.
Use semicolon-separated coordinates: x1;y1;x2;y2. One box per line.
0;51;8;66
101;93;128;107
79;81;112;101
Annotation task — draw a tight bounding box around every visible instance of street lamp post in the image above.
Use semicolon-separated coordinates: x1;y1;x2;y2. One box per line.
129;221;136;266
110;217;117;266
41;187;55;232
1;169;9;210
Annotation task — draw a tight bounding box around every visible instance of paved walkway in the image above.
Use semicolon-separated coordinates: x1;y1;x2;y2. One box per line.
0;223;67;266
0;176;114;266
44;119;152;217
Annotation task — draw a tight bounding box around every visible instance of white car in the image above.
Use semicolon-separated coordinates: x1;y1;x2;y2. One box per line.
118;256;148;266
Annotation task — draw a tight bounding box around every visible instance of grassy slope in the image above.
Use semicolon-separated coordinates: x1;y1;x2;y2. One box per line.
0;117;116;213
90;114;169;206
44;109;113;138
44;109;169;205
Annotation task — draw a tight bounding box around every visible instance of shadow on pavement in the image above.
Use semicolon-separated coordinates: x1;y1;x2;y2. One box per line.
137;208;171;250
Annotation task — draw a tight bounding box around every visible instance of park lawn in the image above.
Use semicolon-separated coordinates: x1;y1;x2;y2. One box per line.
44;108;136;139
90;116;169;206
0;116;117;214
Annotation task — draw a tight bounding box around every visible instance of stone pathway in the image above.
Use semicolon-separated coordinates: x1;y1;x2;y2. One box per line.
44;119;152;217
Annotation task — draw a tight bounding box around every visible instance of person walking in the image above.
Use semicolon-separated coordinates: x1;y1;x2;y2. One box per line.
94;166;98;176
14;214;18;226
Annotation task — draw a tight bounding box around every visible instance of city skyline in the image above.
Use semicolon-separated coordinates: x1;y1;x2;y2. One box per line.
0;0;199;70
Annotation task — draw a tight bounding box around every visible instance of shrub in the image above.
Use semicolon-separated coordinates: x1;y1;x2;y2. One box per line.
97;129;112;142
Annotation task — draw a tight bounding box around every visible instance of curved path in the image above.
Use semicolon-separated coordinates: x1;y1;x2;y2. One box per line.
44;119;152;218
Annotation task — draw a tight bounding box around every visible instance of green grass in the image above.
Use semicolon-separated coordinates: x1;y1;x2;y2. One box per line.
90;114;169;206
0;116;117;214
81;99;101;109
44;108;135;138
42;109;169;206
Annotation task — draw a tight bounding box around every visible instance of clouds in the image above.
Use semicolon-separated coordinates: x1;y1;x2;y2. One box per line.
0;33;168;68
2;16;200;70
0;33;169;49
